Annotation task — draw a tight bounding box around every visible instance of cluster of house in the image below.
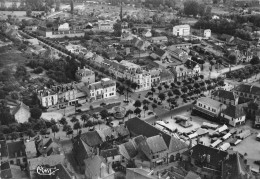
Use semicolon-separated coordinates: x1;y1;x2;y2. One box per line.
193;83;260;127
70;116;254;179
0;136;74;179
37;67;116;108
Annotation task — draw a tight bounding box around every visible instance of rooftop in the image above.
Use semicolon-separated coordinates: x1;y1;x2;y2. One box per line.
212;89;238;101
221;105;246;118
80;131;103;147
233;84;260;96
197;97;224;109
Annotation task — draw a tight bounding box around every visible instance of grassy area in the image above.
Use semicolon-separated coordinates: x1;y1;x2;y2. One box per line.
0;51;29;72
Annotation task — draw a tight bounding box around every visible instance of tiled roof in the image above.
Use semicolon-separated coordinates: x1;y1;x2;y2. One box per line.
185;171;201;179
153;48;166;57
212;89;238;101
100;148;119;158
80;131;103;147
126;117;171;147
28;154;65;171
146;135;167;154
222;152;253;179
124;140;138;158
56;164;74;179
183;144;228;169
114;125;129;137
234;84;260;95
197;97;224;109
152;36;168;41
221;105;246;118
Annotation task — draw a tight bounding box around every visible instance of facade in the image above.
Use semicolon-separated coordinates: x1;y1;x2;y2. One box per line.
193;97;227;117
173;25;190;36
233;84;260;100
211;89;239;105
221;105;246;126
170;43;193;49
89;78;116;100
204;29;211;38
37;26;85;38
167;46;189;61
97;21;114;31
11;102;31;123
150;68;161;86
37;89;58;108
171;64;193;81
151;36;168;44
75;66;95;85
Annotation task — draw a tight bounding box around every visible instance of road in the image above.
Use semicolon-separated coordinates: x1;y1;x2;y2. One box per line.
145;103;193;123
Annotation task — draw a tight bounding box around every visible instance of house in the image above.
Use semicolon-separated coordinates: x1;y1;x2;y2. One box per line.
97;20;114;32
170;43;193;49
204;29;211;38
121;21;128;29
150;49;171;62
254;110;260;128
7;141;26;166
233;84;260;100
24;141;37;159
37;88;58;108
142;29;152;38
1;162;12;179
151;36;168;44
182;144;229;179
75;66;95;85
89;78;116;101
184;59;201;75
56;164;76;179
167;45;189;61
24;25;38;31
10;102;31;123
173;25;190;36
35;137;62;156
220;34;234;43
73;131;103;170
132;37;151;51
27;154;66;179
126;168;158;179
193;97;227;119
221;105;246;127
150;69;161;86
125;117;188;166
171;64;193;81
84;155;115;179
100;148;121;164
118;139;138;162
211;89;239;105
222;152;253;179
160;69;175;84
58;23;70;31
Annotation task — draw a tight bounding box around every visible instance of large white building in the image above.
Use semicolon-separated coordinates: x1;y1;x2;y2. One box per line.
38;89;58;108
89;78;116;100
173;25;190;36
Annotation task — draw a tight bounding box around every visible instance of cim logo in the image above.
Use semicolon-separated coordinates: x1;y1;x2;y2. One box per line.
36;165;59;176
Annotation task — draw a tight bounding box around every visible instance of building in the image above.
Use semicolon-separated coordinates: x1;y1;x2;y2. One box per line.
10;102;31;123
150;69;161;86
233;84;260;100
167;45;189;61
89;78;116;100
204;29;211;38
58;23;70;31
255;110;260;128
221;105;246;126
100;148;121;164
150;49;171;62
170;43;192;49
184;59;201;75
173;25;190;36
84;155;115;179
97;21;114;31
24;141;37;159
75;66;95;85
211;89;239;106
7;141;26;166
142;29;152;38
193;97;227;119
37;88;58;108
151;36;168;44
125;117;188;167
171;64;193;81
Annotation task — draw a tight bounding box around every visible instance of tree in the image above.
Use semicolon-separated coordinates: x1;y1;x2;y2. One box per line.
11;132;19;141
100;109;110;119
168;91;173;98
134;100;142;108
60;117;67;125
126;109;133;119
73;122;81;134
151;87;156;95
143;105;149;117
152;103;157;112
142;99;150;106
181;87;188;93
199;75;204;80
71;116;79;123
131;83;138;90
113;22;122;37
30;107;42;119
51;125;59;138
158;86;162;93
184;0;199;17
26;129;36;139
250;56;260;65
229;54;237;65
158;93;166;102
134;107;142;116
81;114;90;124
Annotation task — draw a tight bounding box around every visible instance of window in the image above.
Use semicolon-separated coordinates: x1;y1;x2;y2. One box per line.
204;105;206;108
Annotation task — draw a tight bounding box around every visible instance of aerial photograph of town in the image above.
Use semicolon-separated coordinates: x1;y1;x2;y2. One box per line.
1;0;260;178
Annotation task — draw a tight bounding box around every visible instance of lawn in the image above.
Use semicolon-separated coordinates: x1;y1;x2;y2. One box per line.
0;51;29;72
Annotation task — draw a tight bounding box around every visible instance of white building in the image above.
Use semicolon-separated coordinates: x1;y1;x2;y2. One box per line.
173;25;190;36
221;105;246;127
204;29;211;38
38;89;58;108
89;78;116;100
11;102;31;123
97;21;114;31
58;23;70;31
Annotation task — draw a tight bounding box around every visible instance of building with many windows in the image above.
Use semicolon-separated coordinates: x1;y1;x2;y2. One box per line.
37;88;58;108
89;78;116;100
75;66;95;85
172;25;190;36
